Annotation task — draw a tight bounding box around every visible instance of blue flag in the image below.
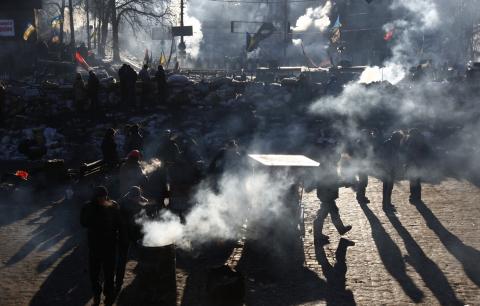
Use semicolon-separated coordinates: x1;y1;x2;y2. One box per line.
332;16;342;30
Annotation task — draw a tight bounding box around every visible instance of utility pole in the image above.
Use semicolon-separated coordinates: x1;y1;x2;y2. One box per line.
60;0;65;44
178;0;187;58
68;0;75;46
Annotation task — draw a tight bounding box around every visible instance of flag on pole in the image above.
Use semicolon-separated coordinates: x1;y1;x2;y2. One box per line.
75;51;91;71
330;16;342;44
331;28;341;44
23;24;36;41
332;16;342;29
159;51;167;66
384;29;394;41
51;15;62;28
246;22;276;52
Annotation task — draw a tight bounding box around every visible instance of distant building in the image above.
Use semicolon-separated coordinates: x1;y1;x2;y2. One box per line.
0;0;42;77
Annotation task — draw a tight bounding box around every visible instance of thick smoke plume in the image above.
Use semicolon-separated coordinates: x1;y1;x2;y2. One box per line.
141;168;295;248
293;0;332;33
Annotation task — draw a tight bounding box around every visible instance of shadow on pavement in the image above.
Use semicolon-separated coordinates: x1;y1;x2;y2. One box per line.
314;238;356;306
385;207;464;305
5;199;79;271
413;199;480;287
359;203;424;303
29;242;91;306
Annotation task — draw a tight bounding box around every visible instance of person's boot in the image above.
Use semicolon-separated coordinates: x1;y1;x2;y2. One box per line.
338;237;355;248
338;225;352;236
356;193;370;204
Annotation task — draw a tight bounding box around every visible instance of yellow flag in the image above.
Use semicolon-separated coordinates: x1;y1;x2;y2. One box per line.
159;50;167;66
23;24;36;41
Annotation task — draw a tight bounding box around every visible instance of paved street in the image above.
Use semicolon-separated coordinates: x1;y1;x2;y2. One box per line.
0;177;479;305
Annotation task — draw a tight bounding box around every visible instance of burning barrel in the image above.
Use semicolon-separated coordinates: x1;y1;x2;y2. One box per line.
135;242;177;305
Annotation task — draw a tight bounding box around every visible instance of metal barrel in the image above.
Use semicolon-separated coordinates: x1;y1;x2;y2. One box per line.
135;243;177;305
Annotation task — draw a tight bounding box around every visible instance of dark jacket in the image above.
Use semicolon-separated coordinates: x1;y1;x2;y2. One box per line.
208;148;242;176
316;156;341;203
80;200;121;250
155;69;167;88
119;160;147;194
101;136;119;164
158;138;181;164
119;197;147;244
87;73;100;96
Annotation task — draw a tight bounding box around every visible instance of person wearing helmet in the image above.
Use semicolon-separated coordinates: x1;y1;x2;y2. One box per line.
119;150;147;195
379;131;405;210
314;144;352;243
101;128;119;167
80;186;121;306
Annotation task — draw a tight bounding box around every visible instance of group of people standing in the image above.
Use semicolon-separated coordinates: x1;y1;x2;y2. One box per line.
314;128;431;243
83;126;184;305
119;64;168;109
73;62;169;116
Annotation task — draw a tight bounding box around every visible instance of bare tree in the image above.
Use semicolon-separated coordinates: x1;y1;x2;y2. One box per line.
110;0;173;61
68;0;75;46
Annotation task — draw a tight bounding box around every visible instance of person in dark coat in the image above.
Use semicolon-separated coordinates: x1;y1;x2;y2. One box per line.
124;124;144;155
314;145;352;243
379;131;405;210
126;65;137;108
116;186;150;293
87;70;100;112
404;128;430;203
207;139;242;176
343;129;373;204
119;150;147;195
157;130;181;165
155;65;168;104
101;128;119;166
80;186;121;306
139;64;151;107
118;64;128;107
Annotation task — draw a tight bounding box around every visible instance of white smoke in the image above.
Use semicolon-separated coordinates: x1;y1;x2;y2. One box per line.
358;63;406;85
140;169;295;249
184;12;203;59
293;0;332;33
140;158;162;175
391;0;440;31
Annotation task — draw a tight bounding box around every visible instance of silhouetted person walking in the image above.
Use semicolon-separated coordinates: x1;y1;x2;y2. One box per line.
314;145;352;243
